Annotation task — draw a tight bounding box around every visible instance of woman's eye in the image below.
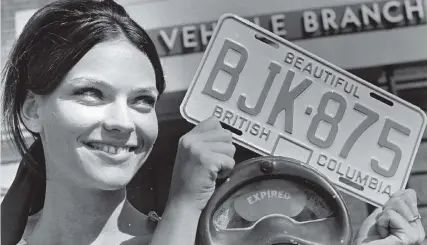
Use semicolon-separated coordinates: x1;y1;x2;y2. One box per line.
72;87;103;101
133;95;156;108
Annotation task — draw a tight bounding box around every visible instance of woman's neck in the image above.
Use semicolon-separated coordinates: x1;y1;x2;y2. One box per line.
27;180;147;245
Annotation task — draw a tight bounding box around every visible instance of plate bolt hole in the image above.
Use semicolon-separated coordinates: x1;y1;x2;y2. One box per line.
260;161;274;173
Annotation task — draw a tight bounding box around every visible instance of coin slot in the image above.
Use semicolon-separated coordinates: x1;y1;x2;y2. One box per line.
220;122;243;136
370;92;394;106
254;34;279;49
339;177;364;191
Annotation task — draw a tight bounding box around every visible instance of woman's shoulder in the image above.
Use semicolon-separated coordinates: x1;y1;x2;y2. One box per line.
20;210;42;243
17;203;160;244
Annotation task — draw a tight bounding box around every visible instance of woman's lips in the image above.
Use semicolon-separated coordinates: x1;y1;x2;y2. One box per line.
84;142;137;154
81;141;142;164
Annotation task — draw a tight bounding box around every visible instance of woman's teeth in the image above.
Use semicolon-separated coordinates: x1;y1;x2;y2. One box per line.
87;142;135;154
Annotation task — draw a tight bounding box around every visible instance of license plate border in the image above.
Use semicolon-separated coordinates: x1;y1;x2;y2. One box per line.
180;13;427;207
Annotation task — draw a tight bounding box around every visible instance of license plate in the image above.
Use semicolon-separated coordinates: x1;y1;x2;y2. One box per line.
180;14;427;207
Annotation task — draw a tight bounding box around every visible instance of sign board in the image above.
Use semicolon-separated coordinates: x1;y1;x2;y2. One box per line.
180;14;427;206
147;0;426;57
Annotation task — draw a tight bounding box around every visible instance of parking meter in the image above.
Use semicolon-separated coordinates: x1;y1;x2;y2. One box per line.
197;156;353;245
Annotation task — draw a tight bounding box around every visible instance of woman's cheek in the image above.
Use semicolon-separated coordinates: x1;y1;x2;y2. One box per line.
55;101;106;128
138;111;159;145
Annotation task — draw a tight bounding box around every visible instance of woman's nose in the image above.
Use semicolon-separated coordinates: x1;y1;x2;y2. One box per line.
103;100;134;134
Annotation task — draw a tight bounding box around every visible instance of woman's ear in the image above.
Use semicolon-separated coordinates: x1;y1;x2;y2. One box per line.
21;91;42;133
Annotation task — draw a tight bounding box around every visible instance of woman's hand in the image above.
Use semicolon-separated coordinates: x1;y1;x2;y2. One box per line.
354;189;425;245
168;116;236;211
150;117;235;245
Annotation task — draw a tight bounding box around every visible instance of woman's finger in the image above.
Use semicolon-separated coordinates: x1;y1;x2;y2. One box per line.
402;189;419;214
191;116;223;134
376;209;391;239
353;207;383;245
203;142;236;157
213;154;236;180
388;189;418;213
383;198;415;225
376;209;419;244
387;189;425;243
196;129;233;143
199;151;235;180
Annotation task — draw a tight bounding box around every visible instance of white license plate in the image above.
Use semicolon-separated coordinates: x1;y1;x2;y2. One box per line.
180;14;427;207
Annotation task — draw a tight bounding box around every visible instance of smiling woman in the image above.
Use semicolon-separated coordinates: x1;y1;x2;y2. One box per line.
0;0;163;243
3;1;424;245
27;40;160;190
0;0;237;245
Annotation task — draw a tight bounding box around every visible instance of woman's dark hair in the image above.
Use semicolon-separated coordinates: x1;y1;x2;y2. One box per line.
1;1;165;243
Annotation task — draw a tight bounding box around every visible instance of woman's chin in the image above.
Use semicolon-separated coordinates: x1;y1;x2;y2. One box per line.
91;172;135;190
97;179;131;191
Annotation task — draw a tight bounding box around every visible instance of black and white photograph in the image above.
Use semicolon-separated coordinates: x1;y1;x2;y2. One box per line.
1;0;427;244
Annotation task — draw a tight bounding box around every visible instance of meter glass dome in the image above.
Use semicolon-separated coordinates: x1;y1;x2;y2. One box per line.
197;156;352;245
212;178;336;230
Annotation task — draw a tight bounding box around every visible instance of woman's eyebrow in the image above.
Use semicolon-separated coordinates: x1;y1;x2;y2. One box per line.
69;77;158;95
69;77;111;87
131;87;158;96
